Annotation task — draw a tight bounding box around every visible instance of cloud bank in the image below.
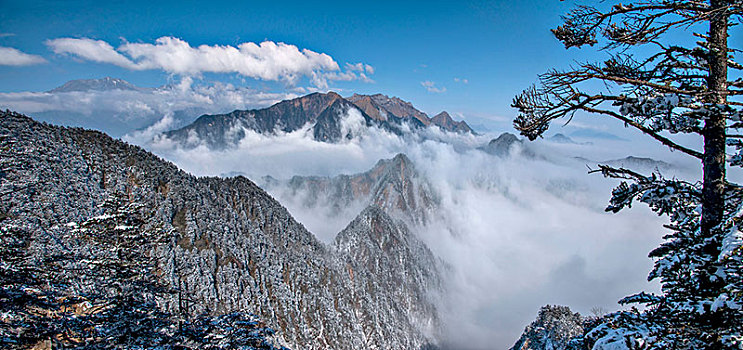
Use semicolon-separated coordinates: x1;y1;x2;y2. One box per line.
45;37;372;88
0;46;47;66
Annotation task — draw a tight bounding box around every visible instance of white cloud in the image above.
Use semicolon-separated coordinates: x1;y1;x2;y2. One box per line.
342;62;375;83
0;47;47;66
46;38;135;68
45;36;373;88
421;80;446;93
345;62;374;75
454;77;469;84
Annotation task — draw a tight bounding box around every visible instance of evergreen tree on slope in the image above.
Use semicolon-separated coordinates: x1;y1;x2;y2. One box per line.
512;1;742;348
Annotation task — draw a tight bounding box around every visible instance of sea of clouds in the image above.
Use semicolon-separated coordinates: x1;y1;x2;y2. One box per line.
2;31;723;349
127;107;707;349
2;81;714;347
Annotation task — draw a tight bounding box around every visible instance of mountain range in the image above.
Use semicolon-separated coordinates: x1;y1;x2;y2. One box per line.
164;91;474;148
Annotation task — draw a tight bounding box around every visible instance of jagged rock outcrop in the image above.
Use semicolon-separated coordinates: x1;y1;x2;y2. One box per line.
0;111;442;349
312;98;378;142
510;305;584;350
165;92;358;148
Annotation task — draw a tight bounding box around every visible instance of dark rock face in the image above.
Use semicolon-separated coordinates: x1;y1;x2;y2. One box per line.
165;92;346;148
312;98;376;143
348;94;475;134
510;305;584;350
0;111;442;350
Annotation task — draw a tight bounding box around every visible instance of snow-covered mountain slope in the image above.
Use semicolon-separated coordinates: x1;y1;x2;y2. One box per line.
0;111;443;350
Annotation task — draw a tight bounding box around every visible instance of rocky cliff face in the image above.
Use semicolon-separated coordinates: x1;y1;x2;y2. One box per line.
165;92;352;148
312;98;380;143
347;94;476;134
0;111;442;349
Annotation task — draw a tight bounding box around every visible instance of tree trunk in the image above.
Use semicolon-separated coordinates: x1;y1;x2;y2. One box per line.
701;0;729;236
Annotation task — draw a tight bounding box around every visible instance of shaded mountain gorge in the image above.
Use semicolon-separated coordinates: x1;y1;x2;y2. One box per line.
164;92;473;149
0;111;444;349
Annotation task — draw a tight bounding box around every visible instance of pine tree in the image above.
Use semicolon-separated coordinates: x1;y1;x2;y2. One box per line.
512;1;742;348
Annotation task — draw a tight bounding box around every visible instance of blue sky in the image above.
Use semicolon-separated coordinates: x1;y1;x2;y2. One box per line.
0;0;593;125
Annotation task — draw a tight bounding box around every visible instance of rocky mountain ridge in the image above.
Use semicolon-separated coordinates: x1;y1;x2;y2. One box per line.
430;111;473;134
347;93;473;133
164;92;474;149
347;93;430;126
265;153;438;227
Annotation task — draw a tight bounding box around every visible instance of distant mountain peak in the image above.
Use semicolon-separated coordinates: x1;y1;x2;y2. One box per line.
492;132;519;144
49;77;140;93
479;132;532;157
430;111;474;134
391;152;412;165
